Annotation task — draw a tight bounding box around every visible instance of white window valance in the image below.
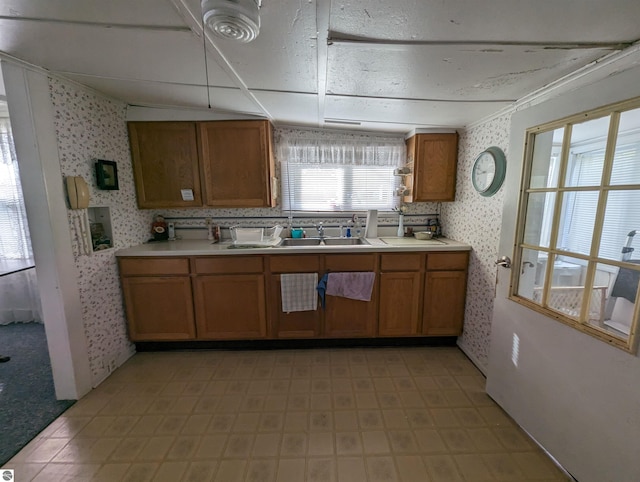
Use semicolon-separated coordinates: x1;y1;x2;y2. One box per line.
276;129;406;167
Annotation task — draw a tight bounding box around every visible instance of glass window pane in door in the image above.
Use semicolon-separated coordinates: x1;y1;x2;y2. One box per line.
547;255;588;320
530;128;564;189
523;192;556;248
564;116;610;188
516;248;548;302
557;191;599;256
610;108;640;185
593;262;637;341
598;190;640;261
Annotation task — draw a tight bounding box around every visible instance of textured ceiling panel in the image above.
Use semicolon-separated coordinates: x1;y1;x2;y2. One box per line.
324;95;511;128
326;44;615;101
0;20;237;88
251;91;319;127
0;0;184;26
329;0;640;43
62;74;262;114
186;0;318;93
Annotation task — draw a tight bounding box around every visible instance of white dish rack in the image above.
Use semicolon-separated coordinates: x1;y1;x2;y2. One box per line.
230;225;283;246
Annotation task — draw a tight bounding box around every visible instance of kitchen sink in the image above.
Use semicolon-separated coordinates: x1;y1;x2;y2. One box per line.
277;237;369;247
279;238;323;246
322;238;368;245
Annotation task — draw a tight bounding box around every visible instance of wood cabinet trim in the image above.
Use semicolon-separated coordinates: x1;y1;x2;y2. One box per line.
194;256;264;274
119;257;190;276
426;252;469;270
380;253;424;272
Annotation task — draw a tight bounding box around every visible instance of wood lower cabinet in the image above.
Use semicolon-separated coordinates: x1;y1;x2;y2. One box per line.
323;254;378;338
422;252;469;336
193;274;267;339
378;254;423;336
269;255;322;338
193;256;267;340
118;250;469;342
119;257;195;341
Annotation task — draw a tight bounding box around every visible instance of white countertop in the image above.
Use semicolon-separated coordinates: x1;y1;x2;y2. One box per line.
115;237;471;257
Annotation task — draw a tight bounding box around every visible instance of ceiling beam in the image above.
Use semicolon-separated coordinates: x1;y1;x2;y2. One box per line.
327;33;634;51
0;16;191;32
315;0;331;128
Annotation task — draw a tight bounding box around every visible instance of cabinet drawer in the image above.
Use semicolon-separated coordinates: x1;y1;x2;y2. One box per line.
119;257;190;276
380;253;423;271
269;255;320;273
194;256;264;274
426;252;469;270
324;254;377;271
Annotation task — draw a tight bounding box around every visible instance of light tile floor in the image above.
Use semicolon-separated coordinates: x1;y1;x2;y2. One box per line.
4;347;571;481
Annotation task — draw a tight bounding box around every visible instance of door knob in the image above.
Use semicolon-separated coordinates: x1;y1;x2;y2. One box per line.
495;256;511;268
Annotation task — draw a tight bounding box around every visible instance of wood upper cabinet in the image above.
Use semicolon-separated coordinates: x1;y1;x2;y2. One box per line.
199;120;276;207
128;122;203;209
193;256;267;340
378;254;423;337
422;252;469;336
323;254;378;338
118;257;196;341
404;133;458;202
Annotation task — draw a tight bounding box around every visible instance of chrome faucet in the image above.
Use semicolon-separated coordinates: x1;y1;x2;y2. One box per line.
315;222;325;240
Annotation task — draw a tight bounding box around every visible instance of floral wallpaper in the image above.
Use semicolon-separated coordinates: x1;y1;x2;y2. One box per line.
49;78;148;385
441;113;512;372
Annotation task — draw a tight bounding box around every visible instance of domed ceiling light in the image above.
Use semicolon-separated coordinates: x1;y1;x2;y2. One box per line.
201;0;262;43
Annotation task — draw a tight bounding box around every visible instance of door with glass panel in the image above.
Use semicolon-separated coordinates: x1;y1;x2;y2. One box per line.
513;103;640;351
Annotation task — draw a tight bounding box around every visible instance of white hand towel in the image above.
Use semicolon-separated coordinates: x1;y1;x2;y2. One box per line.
281;273;319;312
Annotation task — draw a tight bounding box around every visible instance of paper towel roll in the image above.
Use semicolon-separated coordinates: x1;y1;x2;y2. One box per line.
365;209;378;238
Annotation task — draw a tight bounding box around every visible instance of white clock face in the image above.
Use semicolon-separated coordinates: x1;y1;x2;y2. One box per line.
473;152;496;192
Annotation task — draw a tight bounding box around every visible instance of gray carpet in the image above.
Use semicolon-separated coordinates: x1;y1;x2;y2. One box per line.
0;322;75;465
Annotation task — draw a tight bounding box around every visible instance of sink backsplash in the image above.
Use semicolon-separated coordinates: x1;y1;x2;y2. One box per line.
158;204;442;241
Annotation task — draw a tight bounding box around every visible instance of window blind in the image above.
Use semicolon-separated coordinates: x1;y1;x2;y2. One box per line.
279;131;405;212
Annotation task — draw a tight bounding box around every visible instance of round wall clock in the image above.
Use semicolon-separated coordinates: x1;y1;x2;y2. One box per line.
471;146;506;197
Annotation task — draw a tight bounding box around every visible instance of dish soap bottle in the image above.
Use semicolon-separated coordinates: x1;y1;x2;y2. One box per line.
397;214;404;237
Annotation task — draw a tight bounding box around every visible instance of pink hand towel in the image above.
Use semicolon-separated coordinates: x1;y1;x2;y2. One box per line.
326;272;376;302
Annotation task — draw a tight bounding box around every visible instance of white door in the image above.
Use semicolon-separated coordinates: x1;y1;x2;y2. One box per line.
484;61;640;482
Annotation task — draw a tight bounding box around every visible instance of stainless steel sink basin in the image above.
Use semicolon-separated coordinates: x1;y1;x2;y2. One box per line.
279;238;323;246
322;238;368;245
277;237;369;247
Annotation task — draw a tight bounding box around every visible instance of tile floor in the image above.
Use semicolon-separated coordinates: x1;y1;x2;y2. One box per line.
4;347;571;481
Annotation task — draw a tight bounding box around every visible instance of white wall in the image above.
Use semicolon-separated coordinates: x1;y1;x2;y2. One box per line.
1;62;93;399
487;58;640;482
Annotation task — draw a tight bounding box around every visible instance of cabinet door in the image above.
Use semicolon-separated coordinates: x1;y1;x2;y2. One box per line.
121;276;196;341
270;274;322;338
324;294;377;338
411;133;458;202
423;270;467;335
193;274;267;339
199;120;275;207
128;122;203;208
378;272;422;336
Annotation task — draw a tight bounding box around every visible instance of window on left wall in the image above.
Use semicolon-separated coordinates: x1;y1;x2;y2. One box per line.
0;116;32;260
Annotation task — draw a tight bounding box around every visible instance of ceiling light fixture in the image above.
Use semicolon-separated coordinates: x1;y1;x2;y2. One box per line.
201;0;261;43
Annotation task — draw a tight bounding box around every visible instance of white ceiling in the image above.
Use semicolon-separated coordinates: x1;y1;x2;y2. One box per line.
0;0;639;134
